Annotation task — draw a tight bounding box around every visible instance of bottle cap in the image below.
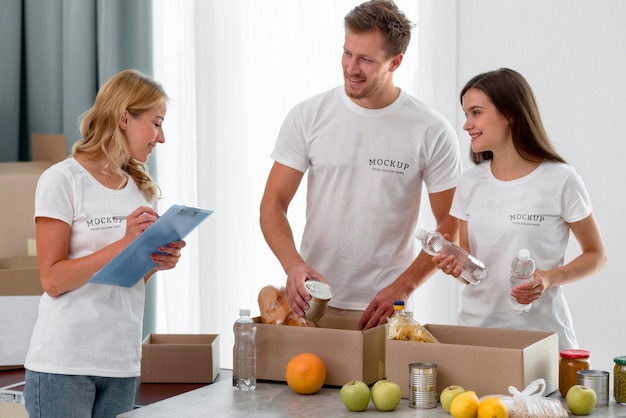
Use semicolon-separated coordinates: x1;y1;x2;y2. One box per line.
393;300;405;310
239;309;250;316
615;356;626;365
415;228;426;240
518;249;531;260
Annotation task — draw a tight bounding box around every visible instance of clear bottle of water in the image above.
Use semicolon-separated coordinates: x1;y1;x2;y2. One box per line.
509;249;535;314
416;228;488;285
233;308;256;391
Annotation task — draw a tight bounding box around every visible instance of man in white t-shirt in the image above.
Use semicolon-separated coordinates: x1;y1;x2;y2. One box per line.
260;0;462;329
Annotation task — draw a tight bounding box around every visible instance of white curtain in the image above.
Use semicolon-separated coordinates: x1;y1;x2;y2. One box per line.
152;0;460;369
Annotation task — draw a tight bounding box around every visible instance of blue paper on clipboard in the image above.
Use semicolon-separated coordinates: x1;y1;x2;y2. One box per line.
89;205;213;287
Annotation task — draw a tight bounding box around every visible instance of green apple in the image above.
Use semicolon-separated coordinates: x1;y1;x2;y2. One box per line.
340;380;370;412
440;385;465;413
566;384;597;415
371;379;402;411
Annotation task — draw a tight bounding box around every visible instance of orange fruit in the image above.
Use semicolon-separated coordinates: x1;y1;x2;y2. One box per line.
450;390;480;418
285;352;326;394
477;397;509;418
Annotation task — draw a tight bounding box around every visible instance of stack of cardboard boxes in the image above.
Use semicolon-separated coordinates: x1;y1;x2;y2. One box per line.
0;134;66;370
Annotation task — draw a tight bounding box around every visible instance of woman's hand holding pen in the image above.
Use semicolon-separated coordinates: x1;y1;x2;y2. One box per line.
123;206;160;242
121;206;187;272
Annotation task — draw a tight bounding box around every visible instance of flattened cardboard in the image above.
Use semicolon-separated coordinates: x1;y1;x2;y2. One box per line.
255;316;386;386
141;334;220;383
385;324;559;399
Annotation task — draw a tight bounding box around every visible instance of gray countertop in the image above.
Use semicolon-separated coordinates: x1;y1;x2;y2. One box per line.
118;370;626;417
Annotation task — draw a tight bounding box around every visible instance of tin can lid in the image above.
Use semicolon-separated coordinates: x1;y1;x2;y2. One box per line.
560;349;591;359
304;280;333;300
614;356;626;365
577;369;610;377
409;362;437;369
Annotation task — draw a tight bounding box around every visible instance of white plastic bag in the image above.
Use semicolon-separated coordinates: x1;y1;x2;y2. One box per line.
501;379;568;418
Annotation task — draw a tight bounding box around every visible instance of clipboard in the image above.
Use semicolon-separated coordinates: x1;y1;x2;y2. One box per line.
89;205;213;287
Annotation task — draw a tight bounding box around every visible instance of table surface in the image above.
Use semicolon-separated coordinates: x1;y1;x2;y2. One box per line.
119;370;626;418
0;368;211;407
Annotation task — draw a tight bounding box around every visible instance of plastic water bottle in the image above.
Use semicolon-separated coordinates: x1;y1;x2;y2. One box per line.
416;228;488;285
509;249;535;314
233;308;256;391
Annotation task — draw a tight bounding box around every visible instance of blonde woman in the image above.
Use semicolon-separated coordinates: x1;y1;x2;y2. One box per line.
24;69;185;417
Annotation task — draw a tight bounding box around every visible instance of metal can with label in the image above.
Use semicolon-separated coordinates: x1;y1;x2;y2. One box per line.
303;280;333;322
409;362;437;409
577;369;609;406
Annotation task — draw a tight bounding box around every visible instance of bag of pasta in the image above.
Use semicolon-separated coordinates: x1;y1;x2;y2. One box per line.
387;300;439;343
501;379;568;418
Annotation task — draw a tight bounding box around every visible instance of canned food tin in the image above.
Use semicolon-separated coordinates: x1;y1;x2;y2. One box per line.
577;369;609;406
614;356;626;404
303;280;333;322
409;363;437;409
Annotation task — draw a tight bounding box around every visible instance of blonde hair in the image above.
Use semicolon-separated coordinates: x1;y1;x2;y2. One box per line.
72;69;168;200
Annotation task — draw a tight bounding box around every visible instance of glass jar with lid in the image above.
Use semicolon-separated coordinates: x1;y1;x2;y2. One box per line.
559;349;590;397
614;356;626;404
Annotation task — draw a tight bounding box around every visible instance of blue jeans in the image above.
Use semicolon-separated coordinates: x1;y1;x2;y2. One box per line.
24;370;138;418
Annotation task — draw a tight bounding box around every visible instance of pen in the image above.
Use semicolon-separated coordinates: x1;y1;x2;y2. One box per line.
112;213;159;221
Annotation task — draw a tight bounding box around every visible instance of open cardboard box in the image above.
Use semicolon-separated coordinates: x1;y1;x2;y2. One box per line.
255;316;386;386
386;324;559;399
141;334;220;383
0;257;43;370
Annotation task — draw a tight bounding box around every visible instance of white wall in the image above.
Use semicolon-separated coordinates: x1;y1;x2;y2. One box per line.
420;0;625;379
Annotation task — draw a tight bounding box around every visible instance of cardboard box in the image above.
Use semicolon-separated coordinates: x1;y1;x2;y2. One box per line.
0;402;28;418
255;316;386;386
0;133;66;258
141;334;220;383
0;134;66;368
0;257;42;369
0;162;55;258
386;324;559;399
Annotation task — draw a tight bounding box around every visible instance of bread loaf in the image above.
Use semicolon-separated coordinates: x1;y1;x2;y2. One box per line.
257;285;315;327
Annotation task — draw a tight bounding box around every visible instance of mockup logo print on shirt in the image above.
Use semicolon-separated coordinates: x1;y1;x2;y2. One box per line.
85;216;125;232
509;213;545;227
368;158;410;175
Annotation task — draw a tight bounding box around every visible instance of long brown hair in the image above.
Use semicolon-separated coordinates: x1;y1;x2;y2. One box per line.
73;69;167;200
460;68;566;165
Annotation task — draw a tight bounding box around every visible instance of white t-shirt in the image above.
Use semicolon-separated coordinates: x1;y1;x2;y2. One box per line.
25;158;153;377
272;87;461;310
450;160;592;350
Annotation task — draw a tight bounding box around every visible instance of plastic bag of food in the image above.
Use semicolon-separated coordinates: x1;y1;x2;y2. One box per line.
501;379;568;418
387;315;439;343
